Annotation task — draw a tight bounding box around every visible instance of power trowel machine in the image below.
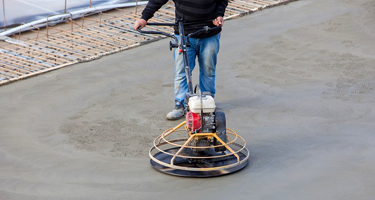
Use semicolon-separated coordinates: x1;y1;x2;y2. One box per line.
138;19;249;177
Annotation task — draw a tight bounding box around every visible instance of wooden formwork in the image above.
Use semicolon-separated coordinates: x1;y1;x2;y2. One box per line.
0;0;295;85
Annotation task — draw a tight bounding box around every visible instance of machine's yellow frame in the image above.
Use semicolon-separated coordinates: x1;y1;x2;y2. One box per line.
149;121;249;172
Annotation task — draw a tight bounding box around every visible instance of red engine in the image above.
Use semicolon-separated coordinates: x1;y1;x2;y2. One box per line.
186;111;201;132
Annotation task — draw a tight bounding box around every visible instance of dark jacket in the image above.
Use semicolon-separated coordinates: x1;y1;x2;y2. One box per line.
141;0;228;38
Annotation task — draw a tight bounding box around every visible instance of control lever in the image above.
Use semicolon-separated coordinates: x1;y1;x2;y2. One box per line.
169;40;178;51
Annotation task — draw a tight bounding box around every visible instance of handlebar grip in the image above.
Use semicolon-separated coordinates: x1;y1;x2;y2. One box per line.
187;25;222;39
137;29;175;39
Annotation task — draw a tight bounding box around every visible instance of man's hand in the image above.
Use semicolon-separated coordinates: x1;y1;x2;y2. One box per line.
134;19;147;30
213;17;224;27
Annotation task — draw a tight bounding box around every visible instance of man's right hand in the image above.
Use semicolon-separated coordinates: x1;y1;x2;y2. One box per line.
134;19;147;30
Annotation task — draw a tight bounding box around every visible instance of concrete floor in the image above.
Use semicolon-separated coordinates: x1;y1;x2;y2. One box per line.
1;0;375;199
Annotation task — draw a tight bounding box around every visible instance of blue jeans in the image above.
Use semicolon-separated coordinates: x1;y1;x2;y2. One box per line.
173;33;221;104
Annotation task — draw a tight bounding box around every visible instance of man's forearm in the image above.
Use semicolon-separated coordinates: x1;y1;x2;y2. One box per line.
141;0;169;21
215;0;228;17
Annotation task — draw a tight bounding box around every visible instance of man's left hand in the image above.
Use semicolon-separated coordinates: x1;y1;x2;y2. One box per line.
213;17;224;27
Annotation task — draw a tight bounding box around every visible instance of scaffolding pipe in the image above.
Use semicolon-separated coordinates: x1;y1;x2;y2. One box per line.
0;1;148;37
2;0;6;31
64;0;67;13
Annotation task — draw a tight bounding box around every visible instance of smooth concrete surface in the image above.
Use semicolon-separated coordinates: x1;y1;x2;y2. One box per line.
1;0;375;199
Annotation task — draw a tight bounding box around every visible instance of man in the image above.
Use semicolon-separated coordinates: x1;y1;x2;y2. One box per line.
134;0;228;120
